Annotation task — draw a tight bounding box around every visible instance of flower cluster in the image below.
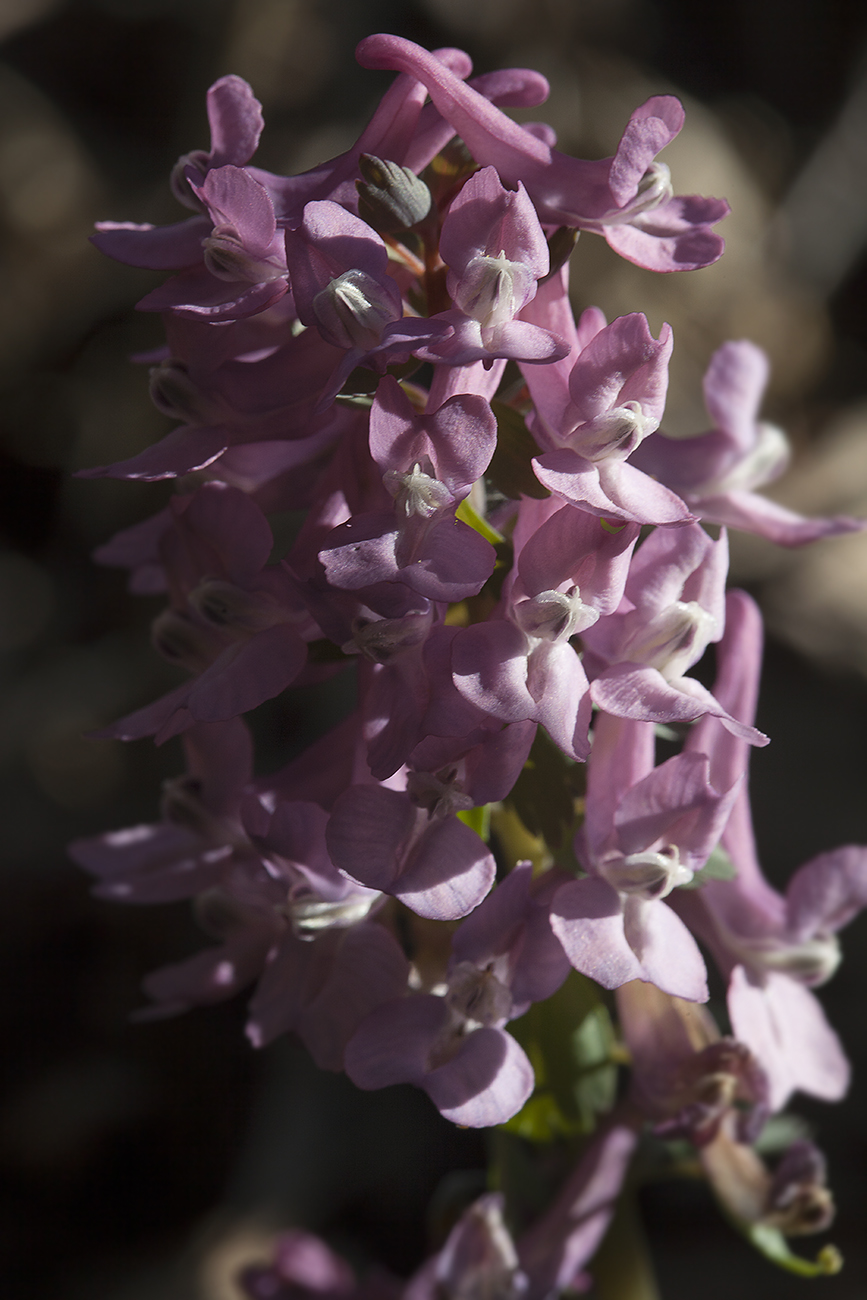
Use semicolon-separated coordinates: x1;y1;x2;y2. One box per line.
73;33;867;1289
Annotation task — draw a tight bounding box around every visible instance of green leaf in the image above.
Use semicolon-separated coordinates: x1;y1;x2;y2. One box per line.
745;1224;842;1278
506;727;585;850
456;804;491;840
455;498;504;544
487;400;550;500
679;844;738;889
505;971;618;1139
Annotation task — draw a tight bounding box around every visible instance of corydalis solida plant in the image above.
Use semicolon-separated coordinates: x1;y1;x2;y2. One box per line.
72;32;867;1294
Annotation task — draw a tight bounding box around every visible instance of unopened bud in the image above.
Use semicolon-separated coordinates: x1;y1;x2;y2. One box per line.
357;154;432;232
764;1140;835;1237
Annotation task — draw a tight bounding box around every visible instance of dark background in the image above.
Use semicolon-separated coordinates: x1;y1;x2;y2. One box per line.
2;2;867;1297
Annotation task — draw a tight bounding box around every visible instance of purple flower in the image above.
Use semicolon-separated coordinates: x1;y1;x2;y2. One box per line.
631;340;867;544
679;591;867;1108
318;376;498;603
550;705;740;1001
585;523;768;744
344;863;565;1125
97;484;310;742
356;36;729;271
528;313;694;526
418;166;567;367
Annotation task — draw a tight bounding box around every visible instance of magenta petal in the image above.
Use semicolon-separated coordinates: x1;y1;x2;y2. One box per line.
550;877;643;988
452;621;536;722
299;925;410;1070
728;966;850;1110
598;460;694;525
518;1122;639;1297
327;786;417;892
140;924;276;1016
591;665;769;747
196;165;277;252
165;624;307;733
345;994;447;1089
485;318;569;363
702;340;769;449
527;641;592;761
608;97;683;204
245;933;326;1048
603;220;725;272
403;519;496;602
76;427;229;481
207;75;265;167
566;314;672;425
622;896;708;1001
693;489;867;545
532;450;624;518
785;845;867;940
68;823;225;904
396;816;496;921
425;1027;534;1127
91;217;210;269
137;270;286;320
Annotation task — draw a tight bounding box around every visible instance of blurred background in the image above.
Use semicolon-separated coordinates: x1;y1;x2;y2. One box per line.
2;1;867;1296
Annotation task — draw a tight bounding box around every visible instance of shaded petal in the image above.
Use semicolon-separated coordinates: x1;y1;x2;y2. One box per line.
327;785;417;892
396;816;496;921
76;426;229;481
591;664;768;746
425;1027;534;1126
692;488;867;545
345;994;446;1088
91;216;210;269
728;966;849;1110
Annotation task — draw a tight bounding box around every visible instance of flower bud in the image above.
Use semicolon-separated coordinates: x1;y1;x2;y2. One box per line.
356;153;432;232
764;1140;835;1237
